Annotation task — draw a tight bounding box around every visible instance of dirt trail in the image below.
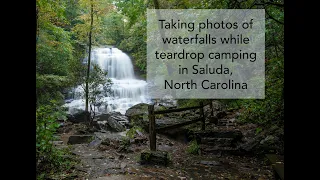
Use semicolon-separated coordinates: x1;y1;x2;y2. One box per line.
56;126;274;180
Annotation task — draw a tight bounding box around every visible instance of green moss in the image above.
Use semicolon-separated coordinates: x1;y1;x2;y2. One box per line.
186;139;199;155
126;126;144;139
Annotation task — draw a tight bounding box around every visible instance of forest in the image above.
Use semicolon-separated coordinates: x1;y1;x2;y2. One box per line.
36;0;284;179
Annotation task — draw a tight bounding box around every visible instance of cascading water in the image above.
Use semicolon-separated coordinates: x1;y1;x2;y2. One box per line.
64;47;150;115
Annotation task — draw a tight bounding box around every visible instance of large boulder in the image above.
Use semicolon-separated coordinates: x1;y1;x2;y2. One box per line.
95;111;122;121
125;103;149;117
107;117;126;132
108;114;129;127
95;112;128;132
67;109;89;123
238;125;284;154
125;103;149;131
94;131;127;150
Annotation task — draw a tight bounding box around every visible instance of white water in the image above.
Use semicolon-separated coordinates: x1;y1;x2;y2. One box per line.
64;47;150;115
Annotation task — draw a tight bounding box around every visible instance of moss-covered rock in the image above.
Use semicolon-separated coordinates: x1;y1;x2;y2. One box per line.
125;103;149;131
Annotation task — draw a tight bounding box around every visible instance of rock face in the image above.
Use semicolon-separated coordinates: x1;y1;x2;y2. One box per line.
94;131;127;150
95;112;128;132
95;112;122;121
107;117;126;132
67;110;90;123
125;103;149;117
125;103;149;131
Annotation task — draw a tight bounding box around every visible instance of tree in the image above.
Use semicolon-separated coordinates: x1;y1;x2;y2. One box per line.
81;64;112;124
72;0;113;120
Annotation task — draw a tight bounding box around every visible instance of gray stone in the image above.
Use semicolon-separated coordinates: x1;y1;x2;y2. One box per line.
107;117;126;132
125;103;149;117
120;162;127;169
95;112;122;121
67;110;90;123
68;135;94;144
140;150;169;166
88;139;102;148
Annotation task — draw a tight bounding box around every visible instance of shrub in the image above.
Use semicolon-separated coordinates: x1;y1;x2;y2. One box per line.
36;100;74;178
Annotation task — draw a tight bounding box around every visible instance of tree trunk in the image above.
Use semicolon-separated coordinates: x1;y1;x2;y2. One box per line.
85;1;94;120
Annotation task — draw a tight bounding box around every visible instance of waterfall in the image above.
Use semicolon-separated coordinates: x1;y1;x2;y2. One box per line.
64;47;149;115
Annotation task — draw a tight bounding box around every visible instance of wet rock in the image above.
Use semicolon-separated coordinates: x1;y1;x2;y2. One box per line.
96;121;110;131
95;113;110;122
67;110;90;123
108;115;129;128
125;103;149;130
94;132;125;149
74;123;91;134
95;112;122;121
140;150;170;166
130;116;149;131
68;135;94;144
260;135;278;145
88;139;102;148
107;117;126;132
156;95;177;108
125;103;149;117
96;113;128;132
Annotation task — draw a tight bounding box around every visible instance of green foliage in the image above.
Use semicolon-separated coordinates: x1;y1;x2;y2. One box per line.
119;136;131;152
177;99;211;108
78;64;113;119
36;101;63;154
126;126;144;139
178;99;199;108
256;127;263;134
186;139;199;155
72;0;113;46
36;74;71;105
118;19;147;72
37;0;74;76
239;58;284;126
36;21;74;76
115;0;147;73
37;146;79;180
99;12;125;46
36;101;77;178
224;57;284;126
